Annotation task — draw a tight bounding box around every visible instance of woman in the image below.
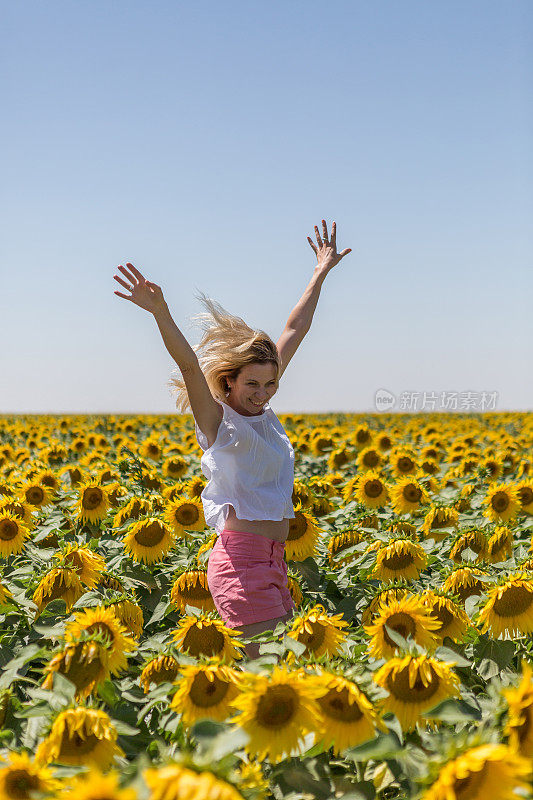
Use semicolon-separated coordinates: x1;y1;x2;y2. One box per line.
113;220;351;657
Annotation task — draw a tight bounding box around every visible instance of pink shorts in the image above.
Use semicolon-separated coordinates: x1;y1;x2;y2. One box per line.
206;529;296;628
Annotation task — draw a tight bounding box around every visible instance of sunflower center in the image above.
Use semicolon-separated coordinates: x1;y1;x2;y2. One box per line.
432;603;453;630
365;480;384;499
403;484;422;503
175;504;199;526
356;430;371;445
363;451;380;468
0;520;19;541
388;666;439;703
135;521;165;547
4;769;40;799
26;487;44;504
83;488;104;510
182;624;225;657
382;551;414;570
383;612;416;647
86;622;114;647
453;767;486;800
256;684;299;728
318;687;364;722
518;487;533;506
431;512;452;529
60;644;106;692
59;730;101;757
397;457;415;473
493;584;533;618
297;621;326;652
491;492;509;513
287;512;308;541
517;705;532;745
152;665;179;685
189;671;229;708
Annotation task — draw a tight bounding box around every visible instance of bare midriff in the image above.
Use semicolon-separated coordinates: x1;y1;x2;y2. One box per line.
223;504;290;542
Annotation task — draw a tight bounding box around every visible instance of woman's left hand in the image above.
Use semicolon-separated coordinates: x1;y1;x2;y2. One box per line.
307;219;352;275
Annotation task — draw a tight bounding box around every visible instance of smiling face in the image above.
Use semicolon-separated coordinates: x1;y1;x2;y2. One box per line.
226;362;279;416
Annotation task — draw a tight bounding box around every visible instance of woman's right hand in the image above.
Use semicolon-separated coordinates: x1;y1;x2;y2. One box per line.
113;262;167;314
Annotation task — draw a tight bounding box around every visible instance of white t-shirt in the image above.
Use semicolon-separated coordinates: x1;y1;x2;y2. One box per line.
195;400;295;535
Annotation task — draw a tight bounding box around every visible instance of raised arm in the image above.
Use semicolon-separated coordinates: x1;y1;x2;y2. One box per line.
276;220;352;378
113;262;222;443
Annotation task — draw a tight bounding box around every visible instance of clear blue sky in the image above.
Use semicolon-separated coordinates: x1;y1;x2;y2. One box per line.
2;1;532;414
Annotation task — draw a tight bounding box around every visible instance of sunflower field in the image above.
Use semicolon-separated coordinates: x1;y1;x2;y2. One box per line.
0;411;532;800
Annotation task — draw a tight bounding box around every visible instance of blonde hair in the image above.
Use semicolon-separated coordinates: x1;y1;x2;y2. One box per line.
168;291;281;414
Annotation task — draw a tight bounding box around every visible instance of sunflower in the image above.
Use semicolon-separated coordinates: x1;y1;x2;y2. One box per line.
170;661;242;727
0;497;34;527
143;763;244;800
35;707;124;769
353;425;373;449
234;760;269;795
162;454;189;480
503;660;533;757
374;654;460;731
287;569;304;607
310;669;383;755
74;481;111;524
422;743;531;800
59;767;136;800
354;472;389;509
163;497;205;536
196;531;218;566
32;567;85;615
20;481;55;509
41;640;110;701
364;595;441;659
170;569;216;614
123;517;176;564
285;504;321;562
0;579;13;606
356;447;383;471
390;477;429;515
0;751;60;800
421;591;470;643
53;543;106;588
64;606;137;675
112;497;152;528
441;567;488;605
483;483;520;523
372;538;427;583
171;612;244;662
0;511;30;558
185;475;207;501
361;586;411;626
327;529;363;567
228;665;325;764
449;529;488;564
327;446;353;471
422;506;458;541
376;432;394;452
478;574;533;638
391;452;419;477
110;598;144;639
487;526;513;563
516;480;533;514
140;654;180;693
287;605;349;659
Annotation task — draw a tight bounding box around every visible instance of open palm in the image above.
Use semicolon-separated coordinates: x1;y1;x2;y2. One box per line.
113;263;166;314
